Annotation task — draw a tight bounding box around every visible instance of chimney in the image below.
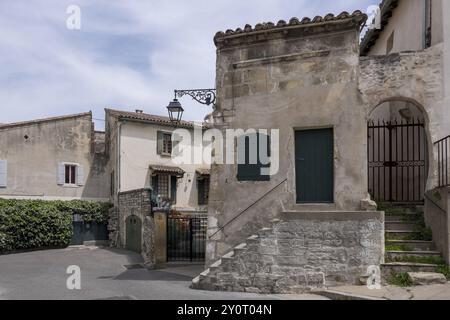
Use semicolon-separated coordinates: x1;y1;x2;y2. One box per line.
135;109;143;114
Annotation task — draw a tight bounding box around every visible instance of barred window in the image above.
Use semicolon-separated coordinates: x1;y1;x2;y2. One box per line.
157;174;170;199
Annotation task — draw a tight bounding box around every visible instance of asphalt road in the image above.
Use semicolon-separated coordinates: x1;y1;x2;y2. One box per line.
0;246;327;300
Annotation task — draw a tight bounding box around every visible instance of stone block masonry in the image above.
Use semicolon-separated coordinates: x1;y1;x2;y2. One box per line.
109;188;156;267
193;211;384;294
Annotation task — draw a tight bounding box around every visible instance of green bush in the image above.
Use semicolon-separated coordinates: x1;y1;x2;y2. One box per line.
0;199;112;254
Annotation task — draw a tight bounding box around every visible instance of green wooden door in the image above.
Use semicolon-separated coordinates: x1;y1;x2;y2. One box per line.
295;128;334;203
126;215;142;253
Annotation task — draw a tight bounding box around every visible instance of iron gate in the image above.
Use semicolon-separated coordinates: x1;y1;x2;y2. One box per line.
368;119;427;203
167;215;207;262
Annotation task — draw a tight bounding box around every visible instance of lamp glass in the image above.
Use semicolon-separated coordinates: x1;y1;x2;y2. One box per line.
167;99;184;123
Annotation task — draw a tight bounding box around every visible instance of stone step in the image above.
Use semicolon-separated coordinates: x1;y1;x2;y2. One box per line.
258;228;273;237
246;235;260;245
233;243;247;256
208;260;222;273
407;272;448;286
380;205;423;214
386;240;435;251
385;222;420;231
385;214;422;222
382;262;438;277
386;250;442;260
220;256;234;272
386;230;419;239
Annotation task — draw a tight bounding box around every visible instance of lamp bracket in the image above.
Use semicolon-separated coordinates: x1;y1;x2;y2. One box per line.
174;89;216;107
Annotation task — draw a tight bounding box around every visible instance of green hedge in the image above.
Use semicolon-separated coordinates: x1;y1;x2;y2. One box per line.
0;199;112;253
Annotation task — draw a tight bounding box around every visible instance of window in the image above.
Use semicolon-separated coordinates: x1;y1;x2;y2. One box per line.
152;174;178;204
157;131;172;156
386;31;395;54
58;163;84;186
65;165;77;185
157;174;170;199
197;177;210;205
237;133;271;181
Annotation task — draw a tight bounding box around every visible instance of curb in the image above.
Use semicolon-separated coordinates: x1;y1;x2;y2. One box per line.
313;289;387;301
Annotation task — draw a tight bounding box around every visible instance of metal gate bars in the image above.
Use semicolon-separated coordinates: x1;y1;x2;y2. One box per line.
368;119;427;203
167;215;207;262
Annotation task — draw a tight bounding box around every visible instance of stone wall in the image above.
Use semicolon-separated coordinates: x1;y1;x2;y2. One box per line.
194;211;384;293
359;45;445;189
424;187;450;263
115;188;156;267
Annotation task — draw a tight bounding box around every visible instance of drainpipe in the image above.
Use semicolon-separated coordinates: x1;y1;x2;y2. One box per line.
424;0;432;48
117;121;123;195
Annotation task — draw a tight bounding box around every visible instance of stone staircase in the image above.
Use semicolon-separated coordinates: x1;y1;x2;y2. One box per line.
191;220;319;294
192;212;385;293
382;204;448;282
191;220;336;294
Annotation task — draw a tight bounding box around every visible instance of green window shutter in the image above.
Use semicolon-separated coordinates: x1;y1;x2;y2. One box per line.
76;165;85;186
172;132;180;157
152;175;159;195
197;179;205;205
0;160;7;188
157;131;163;155
237;133;271;181
170;175;177;204
57;163;65;185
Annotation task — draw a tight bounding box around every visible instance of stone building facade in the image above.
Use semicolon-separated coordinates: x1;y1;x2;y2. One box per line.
193;11;385;292
0;112;109;201
361;0;450;264
194;4;449;293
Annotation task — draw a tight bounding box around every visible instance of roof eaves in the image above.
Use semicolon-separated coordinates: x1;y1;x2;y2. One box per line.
214;10;368;47
360;0;400;56
0;112;92;130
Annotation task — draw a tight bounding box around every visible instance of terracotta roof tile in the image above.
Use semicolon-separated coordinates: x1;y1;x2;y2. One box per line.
149;165;185;176
214;10;367;46
105;108;209;129
196;168;211;176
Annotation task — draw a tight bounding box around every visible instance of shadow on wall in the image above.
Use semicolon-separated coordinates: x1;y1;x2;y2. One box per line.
81;151;110;200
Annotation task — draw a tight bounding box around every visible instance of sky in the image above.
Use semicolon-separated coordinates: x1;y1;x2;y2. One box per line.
0;0;375;130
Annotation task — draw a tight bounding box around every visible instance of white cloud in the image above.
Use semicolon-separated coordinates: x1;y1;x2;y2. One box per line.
0;0;375;129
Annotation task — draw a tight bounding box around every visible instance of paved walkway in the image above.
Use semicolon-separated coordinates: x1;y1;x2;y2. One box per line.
318;284;450;300
0;247;326;300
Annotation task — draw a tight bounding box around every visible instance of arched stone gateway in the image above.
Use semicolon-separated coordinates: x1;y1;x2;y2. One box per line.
367;99;431;203
359;46;445;190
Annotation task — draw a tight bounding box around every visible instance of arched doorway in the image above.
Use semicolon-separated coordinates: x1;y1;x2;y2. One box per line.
368;100;429;203
126;215;142;253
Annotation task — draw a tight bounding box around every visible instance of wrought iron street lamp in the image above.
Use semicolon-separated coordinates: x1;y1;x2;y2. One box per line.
166;99;184;124
166;89;216;124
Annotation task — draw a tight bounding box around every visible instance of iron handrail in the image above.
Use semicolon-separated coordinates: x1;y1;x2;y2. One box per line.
434;135;450;188
208;178;288;239
434;135;450;145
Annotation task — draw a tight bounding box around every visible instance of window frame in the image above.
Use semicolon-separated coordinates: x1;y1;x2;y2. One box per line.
161;132;173;156
62;162;79;187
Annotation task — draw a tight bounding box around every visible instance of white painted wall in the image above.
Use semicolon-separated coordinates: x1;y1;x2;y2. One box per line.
118;121;210;212
369;0;430;55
